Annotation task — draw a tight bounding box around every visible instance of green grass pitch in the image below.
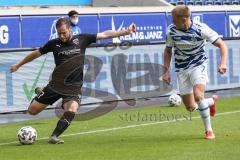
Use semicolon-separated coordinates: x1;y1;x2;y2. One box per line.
0;96;240;160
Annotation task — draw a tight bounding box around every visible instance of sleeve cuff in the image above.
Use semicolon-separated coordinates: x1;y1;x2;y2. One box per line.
212;37;220;44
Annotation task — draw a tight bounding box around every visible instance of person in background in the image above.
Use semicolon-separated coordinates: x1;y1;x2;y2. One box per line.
68;10;82;35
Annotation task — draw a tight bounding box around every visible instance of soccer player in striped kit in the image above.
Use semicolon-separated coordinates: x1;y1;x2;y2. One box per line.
163;6;228;139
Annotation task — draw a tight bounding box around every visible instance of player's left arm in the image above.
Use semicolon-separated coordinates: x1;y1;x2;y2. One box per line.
201;23;228;74
213;38;228;74
96;23;136;40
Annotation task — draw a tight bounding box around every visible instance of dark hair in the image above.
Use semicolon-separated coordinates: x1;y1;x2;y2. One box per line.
56;17;71;29
68;10;79;17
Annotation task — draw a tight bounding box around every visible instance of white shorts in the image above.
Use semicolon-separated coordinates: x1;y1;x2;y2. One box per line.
177;63;209;95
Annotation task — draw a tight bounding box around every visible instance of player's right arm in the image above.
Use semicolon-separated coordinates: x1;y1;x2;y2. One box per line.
10;50;42;73
163;27;174;85
163;47;172;85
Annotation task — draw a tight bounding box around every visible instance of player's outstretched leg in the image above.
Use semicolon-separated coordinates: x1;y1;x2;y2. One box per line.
48;111;75;144
204;95;218;117
209;95;218;117
48;135;65;144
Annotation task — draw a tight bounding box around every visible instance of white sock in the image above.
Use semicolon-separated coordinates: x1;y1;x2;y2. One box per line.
197;99;212;131
205;98;214;107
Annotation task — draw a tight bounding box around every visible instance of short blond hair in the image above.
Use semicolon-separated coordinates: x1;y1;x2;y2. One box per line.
172;5;191;18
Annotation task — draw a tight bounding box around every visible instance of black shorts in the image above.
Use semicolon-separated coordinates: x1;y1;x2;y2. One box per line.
34;85;81;106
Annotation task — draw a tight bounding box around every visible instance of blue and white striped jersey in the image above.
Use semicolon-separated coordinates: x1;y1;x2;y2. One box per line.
166;21;219;72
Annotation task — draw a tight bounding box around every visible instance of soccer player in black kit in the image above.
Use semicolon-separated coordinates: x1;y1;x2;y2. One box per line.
10;17;136;144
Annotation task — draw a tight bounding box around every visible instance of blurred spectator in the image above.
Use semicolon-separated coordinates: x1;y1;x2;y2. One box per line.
68;10;82;35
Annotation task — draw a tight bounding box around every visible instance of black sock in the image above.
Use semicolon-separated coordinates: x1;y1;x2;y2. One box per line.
51;111;75;137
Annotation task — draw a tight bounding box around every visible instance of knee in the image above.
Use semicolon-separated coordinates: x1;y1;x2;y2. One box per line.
194;94;204;102
186;106;195;112
28;100;47;115
187;108;194;112
28;107;39;115
63;100;79;113
28;109;38;115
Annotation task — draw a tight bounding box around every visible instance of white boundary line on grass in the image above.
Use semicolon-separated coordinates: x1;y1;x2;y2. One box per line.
1;110;240;146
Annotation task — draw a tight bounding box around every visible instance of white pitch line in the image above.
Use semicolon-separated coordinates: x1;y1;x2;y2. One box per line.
0;110;240;146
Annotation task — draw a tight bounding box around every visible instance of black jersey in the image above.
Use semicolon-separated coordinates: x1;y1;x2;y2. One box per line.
38;34;97;95
39;34;96;66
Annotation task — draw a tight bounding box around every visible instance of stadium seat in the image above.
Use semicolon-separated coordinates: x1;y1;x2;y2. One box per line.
176;0;185;5
204;0;214;5
213;0;222;5
222;0;231;4
169;0;177;5
194;0;204;5
231;0;239;4
186;0;195;5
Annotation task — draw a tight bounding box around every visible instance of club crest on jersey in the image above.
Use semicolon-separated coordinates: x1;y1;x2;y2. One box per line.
73;38;79;45
191;36;197;42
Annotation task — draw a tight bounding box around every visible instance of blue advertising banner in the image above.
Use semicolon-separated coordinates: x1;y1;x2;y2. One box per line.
22;15;60;48
226;12;240;38
78;14;99;34
99;13;167;43
2;11;240;48
192;12;226;37
21;15;99;48
167;12;226;37
166;13;172;27
0;0;91;6
0;16;20;48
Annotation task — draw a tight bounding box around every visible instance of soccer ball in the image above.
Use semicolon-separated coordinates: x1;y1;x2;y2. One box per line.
17;126;37;145
168;94;182;106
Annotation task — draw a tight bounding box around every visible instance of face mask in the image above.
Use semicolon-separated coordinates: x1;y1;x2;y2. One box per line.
71;18;78;25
